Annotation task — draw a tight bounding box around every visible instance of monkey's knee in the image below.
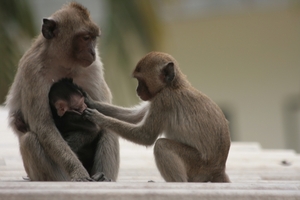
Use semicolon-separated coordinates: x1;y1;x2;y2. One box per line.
19;132;69;181
91;131;120;181
154;139;187;182
19;133;41;180
154;138;169;162
153;138;168;155
154;139;163;163
19;132;39;155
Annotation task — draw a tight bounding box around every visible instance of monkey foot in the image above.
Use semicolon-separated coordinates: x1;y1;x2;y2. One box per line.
22;176;31;181
91;172;112;182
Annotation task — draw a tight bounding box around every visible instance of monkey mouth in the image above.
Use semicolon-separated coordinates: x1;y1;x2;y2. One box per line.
81;58;94;67
138;94;150;101
78;52;95;67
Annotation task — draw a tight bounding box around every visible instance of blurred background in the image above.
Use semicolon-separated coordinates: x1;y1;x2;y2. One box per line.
0;0;299;151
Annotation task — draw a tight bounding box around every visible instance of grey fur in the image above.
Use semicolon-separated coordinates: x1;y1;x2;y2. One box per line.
5;2;119;181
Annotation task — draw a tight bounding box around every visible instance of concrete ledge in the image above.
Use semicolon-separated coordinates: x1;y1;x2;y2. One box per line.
0;182;300;189
0;183;299;200
1;107;300;199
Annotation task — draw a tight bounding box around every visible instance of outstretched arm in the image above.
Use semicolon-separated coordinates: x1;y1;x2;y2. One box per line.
85;93;149;124
84;108;162;146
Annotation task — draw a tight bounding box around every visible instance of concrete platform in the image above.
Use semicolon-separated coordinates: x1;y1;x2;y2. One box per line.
0;106;300;199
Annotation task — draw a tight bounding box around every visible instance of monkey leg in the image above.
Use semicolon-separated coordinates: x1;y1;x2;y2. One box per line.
154;138;197;182
154;138;216;182
91;129;120;181
19;132;69;181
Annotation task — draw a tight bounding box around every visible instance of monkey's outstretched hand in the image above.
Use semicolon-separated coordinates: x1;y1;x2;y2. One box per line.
83;92;96;108
83;108;106;125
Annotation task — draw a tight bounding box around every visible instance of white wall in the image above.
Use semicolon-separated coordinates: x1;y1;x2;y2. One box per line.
162;8;300;149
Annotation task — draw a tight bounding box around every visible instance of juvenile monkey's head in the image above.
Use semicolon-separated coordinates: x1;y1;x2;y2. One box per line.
42;2;100;68
133;52;183;101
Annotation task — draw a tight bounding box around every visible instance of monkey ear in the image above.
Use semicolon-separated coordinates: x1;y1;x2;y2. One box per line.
162;62;175;83
42;18;57;39
55;100;68;117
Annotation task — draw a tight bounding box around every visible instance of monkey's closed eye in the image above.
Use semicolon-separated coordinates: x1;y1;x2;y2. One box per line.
83;35;91;41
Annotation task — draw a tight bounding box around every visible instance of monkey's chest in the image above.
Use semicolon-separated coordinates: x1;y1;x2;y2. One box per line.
54;114;98;136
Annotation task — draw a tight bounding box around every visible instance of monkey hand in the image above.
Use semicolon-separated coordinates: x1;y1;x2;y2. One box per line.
70;173;95;182
91;172;112;182
70;166;95;182
83;108;106;125
71;177;95;182
83;92;96;108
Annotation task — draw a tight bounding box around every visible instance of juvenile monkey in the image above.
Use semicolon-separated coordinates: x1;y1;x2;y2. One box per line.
84;52;231;182
5;2;119;181
48;78;101;175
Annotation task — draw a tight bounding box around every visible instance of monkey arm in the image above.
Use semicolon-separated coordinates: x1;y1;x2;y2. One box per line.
87;100;149;124
21;78;90;180
28;114;90;180
84;108;162;146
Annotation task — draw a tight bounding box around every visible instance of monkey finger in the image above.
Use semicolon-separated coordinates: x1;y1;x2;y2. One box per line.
87;178;96;182
84;108;103;117
83;108;93;116
91;172;104;180
71;177;95;182
84;177;96;182
83;109;96;122
91;172;111;182
84;94;95;107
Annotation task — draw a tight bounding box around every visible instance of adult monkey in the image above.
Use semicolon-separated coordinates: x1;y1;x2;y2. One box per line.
84;52;231;182
5;2;119;181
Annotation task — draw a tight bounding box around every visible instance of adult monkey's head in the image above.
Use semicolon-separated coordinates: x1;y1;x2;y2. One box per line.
42;2;100;68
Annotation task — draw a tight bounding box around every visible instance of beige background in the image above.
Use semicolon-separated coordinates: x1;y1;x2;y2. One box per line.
26;1;300;150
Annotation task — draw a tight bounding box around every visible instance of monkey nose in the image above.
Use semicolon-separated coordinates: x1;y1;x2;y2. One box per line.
89;48;95;57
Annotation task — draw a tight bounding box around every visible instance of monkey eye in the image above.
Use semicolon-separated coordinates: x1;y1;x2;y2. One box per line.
83;35;91;41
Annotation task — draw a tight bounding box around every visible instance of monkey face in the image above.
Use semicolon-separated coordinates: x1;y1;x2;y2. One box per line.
73;32;99;67
42;4;100;68
133;52;176;101
69;95;87;114
136;79;152;101
54;95;87;117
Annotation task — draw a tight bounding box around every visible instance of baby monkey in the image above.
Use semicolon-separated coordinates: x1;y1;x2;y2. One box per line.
84;52;231;182
48;78;109;181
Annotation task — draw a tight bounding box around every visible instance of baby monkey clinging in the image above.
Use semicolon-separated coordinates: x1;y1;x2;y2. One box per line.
48;78;105;179
84;52;231;182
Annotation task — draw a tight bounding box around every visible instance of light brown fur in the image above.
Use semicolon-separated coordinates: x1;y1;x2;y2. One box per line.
5;2;119;181
84;51;231;182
